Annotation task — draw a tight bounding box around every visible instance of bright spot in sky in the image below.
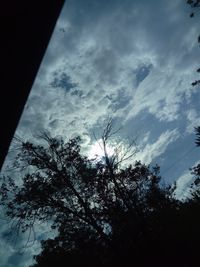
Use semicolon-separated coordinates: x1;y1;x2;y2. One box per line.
88;140;115;160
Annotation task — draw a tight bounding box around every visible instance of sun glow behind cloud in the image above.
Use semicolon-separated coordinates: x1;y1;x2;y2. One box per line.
87;140;115;160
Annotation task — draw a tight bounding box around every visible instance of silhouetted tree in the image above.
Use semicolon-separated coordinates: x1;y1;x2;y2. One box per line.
187;0;200;86
187;0;200;17
189;126;200;198
194;126;200;146
1;125;200;266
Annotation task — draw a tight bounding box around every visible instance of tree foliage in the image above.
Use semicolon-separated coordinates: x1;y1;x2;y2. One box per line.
187;0;200;86
187;0;200;17
1;126;200;267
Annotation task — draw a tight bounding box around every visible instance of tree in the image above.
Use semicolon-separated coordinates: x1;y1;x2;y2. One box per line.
187;0;200;86
187;0;200;17
189;126;200;196
194;126;200;146
0;126;200;266
188;126;200;199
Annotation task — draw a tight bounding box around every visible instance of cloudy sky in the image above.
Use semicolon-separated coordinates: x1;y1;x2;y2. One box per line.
1;0;200;266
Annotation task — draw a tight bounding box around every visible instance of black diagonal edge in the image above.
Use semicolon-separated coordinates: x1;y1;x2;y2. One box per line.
0;1;65;171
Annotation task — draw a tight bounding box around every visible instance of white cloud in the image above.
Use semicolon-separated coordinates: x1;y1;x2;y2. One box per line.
174;159;200;200
11;0;199;147
125;59;200;122
175;170;193;200
136;129;179;164
1;1;200;265
186;109;200;133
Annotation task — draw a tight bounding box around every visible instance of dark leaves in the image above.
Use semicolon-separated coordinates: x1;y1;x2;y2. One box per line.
2;131;200;267
187;0;200;8
195;126;200;146
191;80;200;86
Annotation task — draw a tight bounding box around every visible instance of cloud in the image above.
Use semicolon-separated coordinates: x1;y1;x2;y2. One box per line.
175;160;200;200
1;0;200;265
12;0;199;146
186;109;200;133
135;64;153;87
50;72;78;92
175;170;193;200
136;129;179;164
125;67;198;122
0;224;39;267
0;211;56;267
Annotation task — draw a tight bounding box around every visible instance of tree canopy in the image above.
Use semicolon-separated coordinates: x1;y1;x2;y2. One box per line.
1;125;200;267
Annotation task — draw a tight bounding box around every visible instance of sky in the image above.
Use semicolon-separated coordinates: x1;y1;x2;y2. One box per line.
1;0;200;266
